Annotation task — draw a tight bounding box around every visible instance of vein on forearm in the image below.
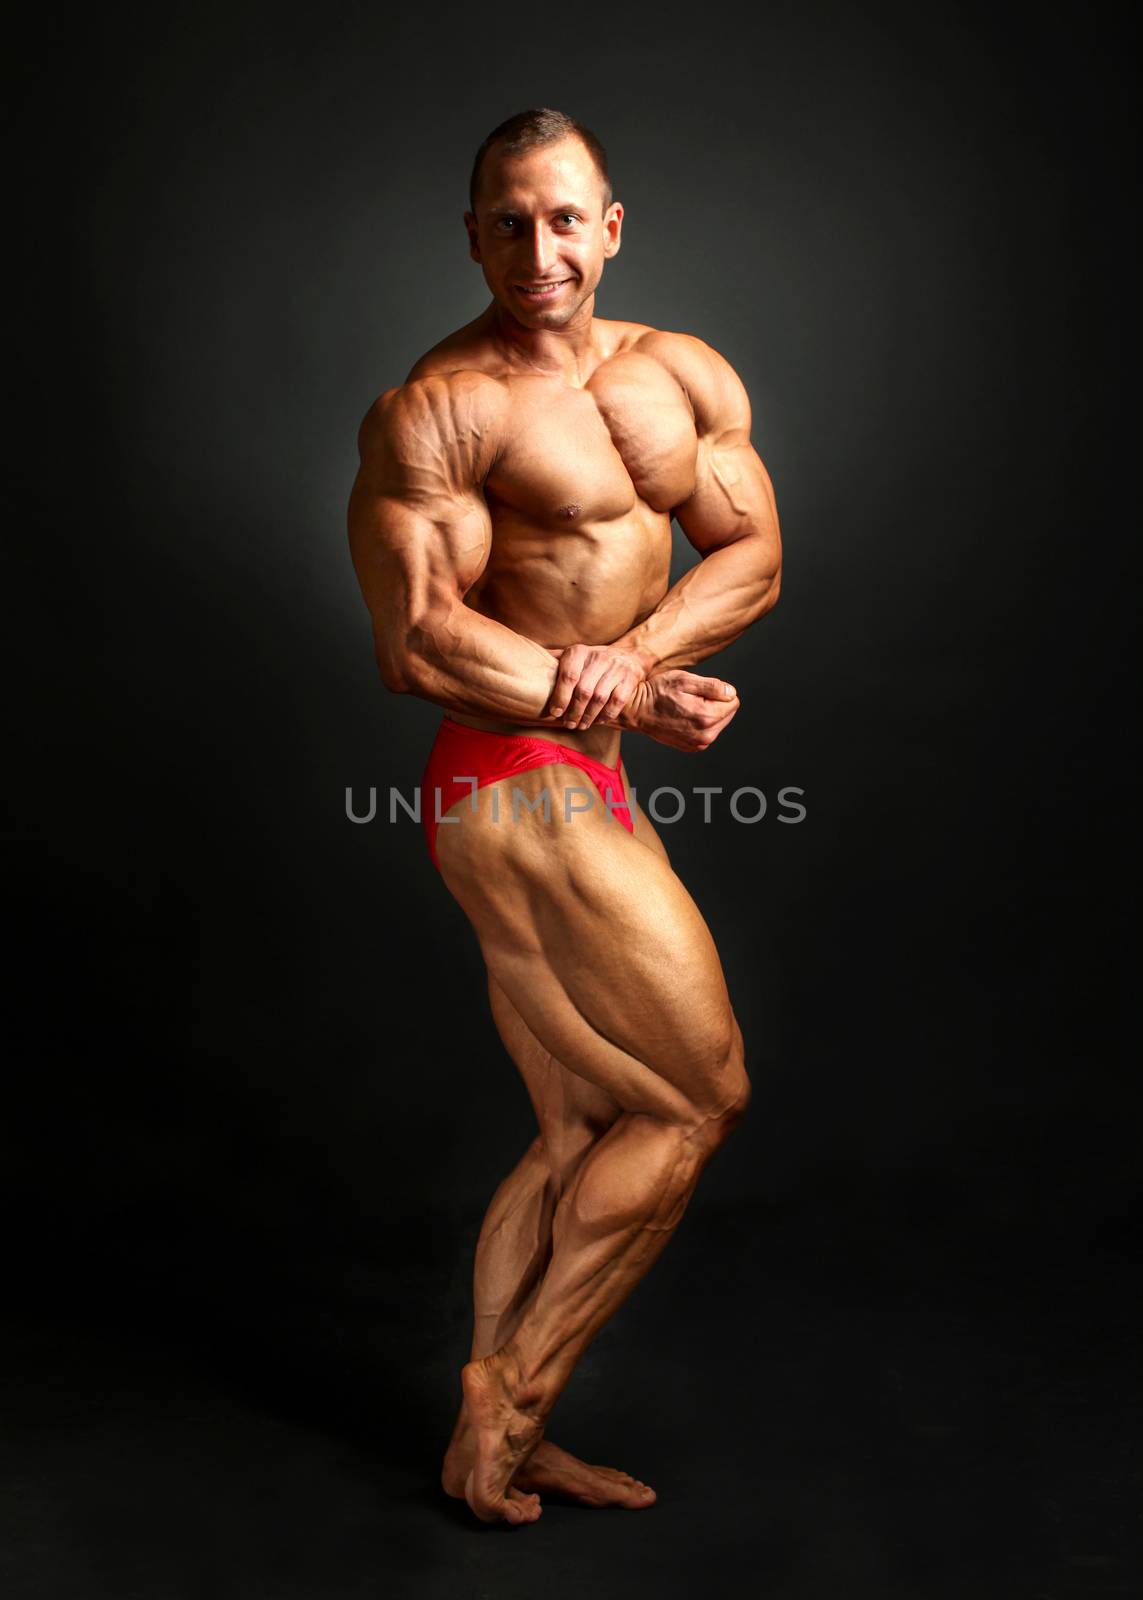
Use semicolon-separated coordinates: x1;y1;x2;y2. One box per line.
404;604;565;726
617;534;779;673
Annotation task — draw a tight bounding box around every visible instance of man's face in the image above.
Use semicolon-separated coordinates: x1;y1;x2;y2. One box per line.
465;136;623;328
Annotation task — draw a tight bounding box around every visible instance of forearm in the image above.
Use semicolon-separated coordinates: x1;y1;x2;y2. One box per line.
613;534;780;674
388;602;566;727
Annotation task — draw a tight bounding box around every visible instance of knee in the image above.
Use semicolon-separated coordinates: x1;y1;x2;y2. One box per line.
694;1089;746;1167
539;1116;611;1194
721;1068;752;1133
705;1042;751;1150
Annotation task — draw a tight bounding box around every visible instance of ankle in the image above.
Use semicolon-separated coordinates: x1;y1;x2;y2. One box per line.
497;1338;552;1416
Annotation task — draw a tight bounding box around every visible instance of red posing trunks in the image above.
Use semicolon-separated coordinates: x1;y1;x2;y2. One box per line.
421;715;634;872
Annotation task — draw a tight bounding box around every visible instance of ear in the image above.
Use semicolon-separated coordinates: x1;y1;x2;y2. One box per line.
602;201;624;259
464;211;482;263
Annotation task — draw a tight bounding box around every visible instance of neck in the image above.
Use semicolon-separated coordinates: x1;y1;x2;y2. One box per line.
485;296;599;383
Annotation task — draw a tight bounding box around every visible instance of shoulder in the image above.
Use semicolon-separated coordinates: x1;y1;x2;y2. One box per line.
356;369;508;484
631;328;751;437
403;313;507;384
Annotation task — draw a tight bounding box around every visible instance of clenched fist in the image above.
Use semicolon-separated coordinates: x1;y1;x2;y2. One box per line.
615;669;740;752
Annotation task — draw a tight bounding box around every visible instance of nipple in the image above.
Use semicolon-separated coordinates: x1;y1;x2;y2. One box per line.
558;504;581;519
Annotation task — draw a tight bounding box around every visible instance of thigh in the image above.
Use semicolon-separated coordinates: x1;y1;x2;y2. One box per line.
486;973;622;1183
624;758;669;870
439;762;739;1122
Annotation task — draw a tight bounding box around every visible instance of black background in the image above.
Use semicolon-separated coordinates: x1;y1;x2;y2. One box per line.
6;2;1139;1596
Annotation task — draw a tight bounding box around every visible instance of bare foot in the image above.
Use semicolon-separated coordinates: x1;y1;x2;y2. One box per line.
460;1351;546;1525
516;1441;656;1508
444;1421;656;1511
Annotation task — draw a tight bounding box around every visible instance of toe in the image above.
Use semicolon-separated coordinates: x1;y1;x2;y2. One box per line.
465;1468;513;1525
505;1487;542;1525
591;1466;657;1506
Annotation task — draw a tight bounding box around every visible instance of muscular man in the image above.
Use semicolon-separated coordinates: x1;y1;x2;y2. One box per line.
348;108;781;1526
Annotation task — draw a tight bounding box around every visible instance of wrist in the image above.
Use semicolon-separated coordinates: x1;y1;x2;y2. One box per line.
616;680;649;731
613;637;659;678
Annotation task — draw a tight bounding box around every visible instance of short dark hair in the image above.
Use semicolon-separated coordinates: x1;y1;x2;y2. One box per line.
469;108;612;213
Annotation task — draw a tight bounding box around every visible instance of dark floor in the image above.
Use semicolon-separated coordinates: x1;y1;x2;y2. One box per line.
1;1200;1139;1600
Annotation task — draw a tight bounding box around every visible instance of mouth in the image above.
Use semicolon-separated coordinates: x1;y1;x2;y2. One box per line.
514;279;570;303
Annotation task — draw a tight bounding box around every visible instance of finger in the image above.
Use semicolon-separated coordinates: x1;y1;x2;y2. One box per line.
696;676;737;701
563;662;610;725
671;670;736;700
603;676;648;728
701;698;741;745
546;645;588;716
701;694;741;732
595;679;637;726
667;692;739;746
575;667;629;729
669;688;722;721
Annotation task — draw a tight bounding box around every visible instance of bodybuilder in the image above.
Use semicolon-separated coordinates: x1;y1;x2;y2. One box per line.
348;109;782;1526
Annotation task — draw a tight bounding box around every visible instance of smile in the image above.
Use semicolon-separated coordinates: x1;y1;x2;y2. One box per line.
515;280;569;300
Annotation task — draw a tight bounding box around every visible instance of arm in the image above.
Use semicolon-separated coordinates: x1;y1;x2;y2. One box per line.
612;332;782;676
347;374;567;726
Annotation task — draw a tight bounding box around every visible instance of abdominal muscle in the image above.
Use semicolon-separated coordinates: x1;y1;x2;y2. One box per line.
447;503;672;759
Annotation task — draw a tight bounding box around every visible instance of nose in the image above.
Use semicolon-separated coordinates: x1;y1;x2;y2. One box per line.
523;221;554;275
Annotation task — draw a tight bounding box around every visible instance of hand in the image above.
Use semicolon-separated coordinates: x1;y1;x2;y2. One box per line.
543;643;651;730
616;669;740;752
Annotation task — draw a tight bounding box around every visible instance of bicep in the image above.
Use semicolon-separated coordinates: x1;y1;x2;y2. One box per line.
348;474;492;621
674;432;780;559
652;333;780;558
347;392;494;681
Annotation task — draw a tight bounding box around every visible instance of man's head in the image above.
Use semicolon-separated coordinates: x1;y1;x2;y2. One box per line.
464;108;623;329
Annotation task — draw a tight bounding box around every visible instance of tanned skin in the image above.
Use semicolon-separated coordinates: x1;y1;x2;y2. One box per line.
348;132;781;1525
